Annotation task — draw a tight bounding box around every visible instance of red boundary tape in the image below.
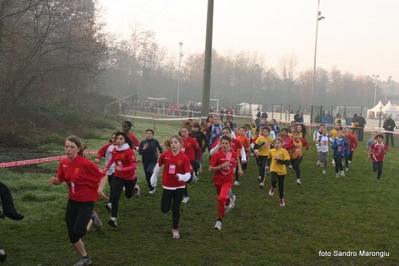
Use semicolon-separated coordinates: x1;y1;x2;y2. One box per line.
0;150;98;168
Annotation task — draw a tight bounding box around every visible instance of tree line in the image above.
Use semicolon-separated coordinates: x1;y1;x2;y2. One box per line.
1;0;395;120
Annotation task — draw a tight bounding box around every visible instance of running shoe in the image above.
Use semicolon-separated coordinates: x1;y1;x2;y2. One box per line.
279;198;285;207
214;221;222;230
74;256;92;266
269;187;275;196
172;229;180;239
134;184;141;197
105;203;112;212
182;196;190;203
91;211;102;231
225;204;231;213
229;195;236;210
0;245;6;263
108;217;117;228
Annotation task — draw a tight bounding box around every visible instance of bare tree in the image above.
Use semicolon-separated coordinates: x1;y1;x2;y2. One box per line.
278;53;298;80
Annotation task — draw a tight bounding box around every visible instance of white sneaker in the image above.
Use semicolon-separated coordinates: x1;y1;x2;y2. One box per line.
105;203;112;212
259;183;264;188
268;187;275;196
214;221;222;230
316;160;320;165
225;204;231;213
149;188;156;194
341;171;345;177
348;160;352;164
297;179;301;185
322;170;326;174
91;211;102;231
234;181;240;186
192;172;198;183
332;159;335;166
279;198;285;207
182;196;190;203
257;176;261;181
288;165;293;169
229;195;236;210
172;229;180;239
346;167;349;172
336;173;339;178
107;217;117;227
134;184;141;197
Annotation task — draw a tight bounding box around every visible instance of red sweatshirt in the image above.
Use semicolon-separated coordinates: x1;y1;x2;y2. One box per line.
57;155;105;202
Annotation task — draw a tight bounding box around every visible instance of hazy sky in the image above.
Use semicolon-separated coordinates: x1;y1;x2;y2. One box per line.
97;0;398;81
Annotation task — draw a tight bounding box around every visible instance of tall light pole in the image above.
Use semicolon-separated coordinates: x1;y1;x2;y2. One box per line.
177;42;183;104
311;0;325;107
201;0;214;117
372;74;379;106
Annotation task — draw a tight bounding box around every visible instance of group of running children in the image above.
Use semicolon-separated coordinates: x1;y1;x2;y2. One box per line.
96;118;389;235
46;117;388;266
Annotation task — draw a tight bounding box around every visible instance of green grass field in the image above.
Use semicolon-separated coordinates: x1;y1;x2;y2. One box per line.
1;118;398;266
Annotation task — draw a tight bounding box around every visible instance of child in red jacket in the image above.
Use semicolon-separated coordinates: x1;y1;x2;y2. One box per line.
368;134;388;182
344;128;358;172
105;132;137;228
209;135;243;230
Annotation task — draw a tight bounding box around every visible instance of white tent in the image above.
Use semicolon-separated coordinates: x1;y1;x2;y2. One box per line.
367;100;384;118
382;101;399;119
238;102;263;118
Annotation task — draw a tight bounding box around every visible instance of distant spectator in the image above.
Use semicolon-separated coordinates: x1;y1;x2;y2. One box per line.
334;113;342;125
294;111;303;123
358;114;367;141
383;115;396;147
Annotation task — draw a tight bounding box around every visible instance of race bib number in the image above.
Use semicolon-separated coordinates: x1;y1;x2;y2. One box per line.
169;164;176;174
376;146;382;154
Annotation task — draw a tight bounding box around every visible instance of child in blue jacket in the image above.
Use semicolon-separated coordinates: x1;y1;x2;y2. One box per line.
331;129;350;178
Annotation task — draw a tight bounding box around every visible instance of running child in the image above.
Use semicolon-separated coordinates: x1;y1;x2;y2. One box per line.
254;127;273;188
368;134;388;182
331;129;350;178
267;138;290;207
316;128;333;174
235;126;250;185
150;135;193;239
329;123;342;166
209;135;243;230
94;133;116;212
138;129;163;194
344;128;358;172
105;132;137;227
289;131;309;185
